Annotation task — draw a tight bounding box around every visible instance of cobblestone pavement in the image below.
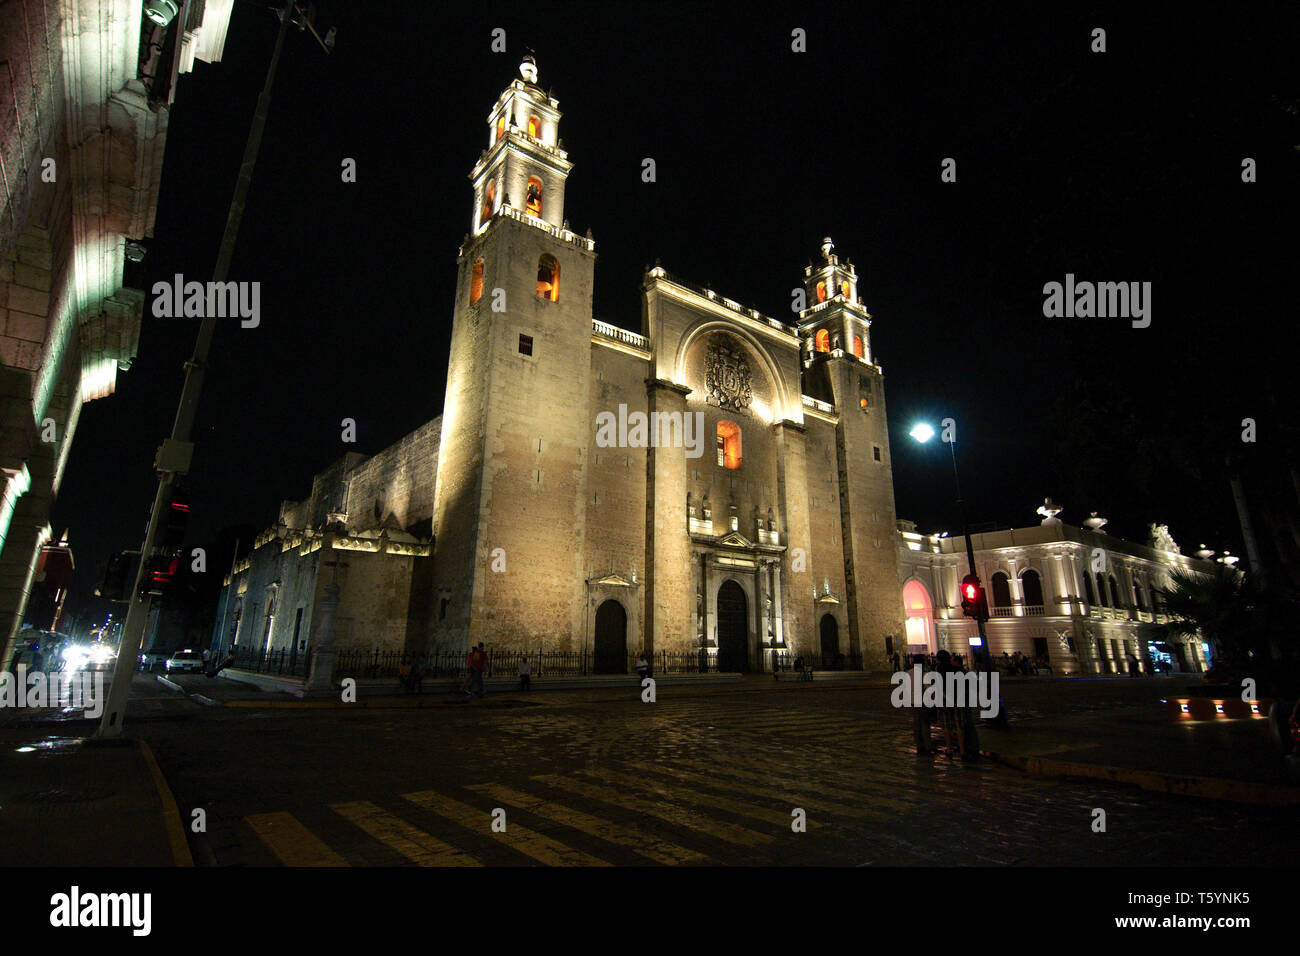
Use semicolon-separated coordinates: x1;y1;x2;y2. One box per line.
129;679;1297;866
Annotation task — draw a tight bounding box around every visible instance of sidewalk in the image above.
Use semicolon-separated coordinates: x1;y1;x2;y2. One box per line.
979;701;1299;806
0;733;191;866
162;669;876;707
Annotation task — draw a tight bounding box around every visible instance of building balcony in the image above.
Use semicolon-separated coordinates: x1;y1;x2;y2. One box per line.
592;319;647;351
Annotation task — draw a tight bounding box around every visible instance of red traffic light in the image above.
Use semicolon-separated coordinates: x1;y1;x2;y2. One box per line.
959;574;987;621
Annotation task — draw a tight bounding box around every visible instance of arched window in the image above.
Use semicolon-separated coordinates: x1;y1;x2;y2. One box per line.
526;177;543;217
1108;575;1121;607
469;258;484;305
716;421;742;469
991;572;1011;608
1021;569;1044;607
841;280;850;299
536;254;559;301
852;335;864;358
1134;581;1147;611
527;115;541;138
495;115;505;142
1084;573;1097;606
816;282;827;304
1094;572;1109;607
480;179;496;226
815;329;830;353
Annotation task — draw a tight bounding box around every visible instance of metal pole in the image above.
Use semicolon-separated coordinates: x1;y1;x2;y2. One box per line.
97;1;298;737
948;438;991;673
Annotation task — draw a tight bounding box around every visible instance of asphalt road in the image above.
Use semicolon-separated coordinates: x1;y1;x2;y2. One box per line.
125;674;1300;866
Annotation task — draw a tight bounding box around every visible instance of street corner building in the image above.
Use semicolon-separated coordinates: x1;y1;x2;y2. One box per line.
0;1;232;664
894;504;1219;676
212;57;906;674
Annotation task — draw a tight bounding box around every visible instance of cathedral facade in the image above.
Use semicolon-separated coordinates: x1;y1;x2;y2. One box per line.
213;57;905;673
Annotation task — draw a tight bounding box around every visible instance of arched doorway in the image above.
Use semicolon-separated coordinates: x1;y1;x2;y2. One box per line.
819;613;840;667
594;600;627;674
902;579;935;654
716;580;749;672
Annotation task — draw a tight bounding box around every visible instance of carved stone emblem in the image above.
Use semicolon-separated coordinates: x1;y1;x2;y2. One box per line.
705;341;752;412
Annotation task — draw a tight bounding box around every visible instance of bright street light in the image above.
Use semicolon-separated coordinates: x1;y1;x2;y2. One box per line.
909;423;936;443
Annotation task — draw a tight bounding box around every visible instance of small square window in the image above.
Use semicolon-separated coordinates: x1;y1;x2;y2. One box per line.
519;334;533;356
873;446;881;462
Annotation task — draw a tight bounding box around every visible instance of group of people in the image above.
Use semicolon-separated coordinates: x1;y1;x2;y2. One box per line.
909;649;980;759
998;651;1050;676
892;651;971;673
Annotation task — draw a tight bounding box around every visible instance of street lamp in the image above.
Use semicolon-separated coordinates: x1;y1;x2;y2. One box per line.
908;419;993;675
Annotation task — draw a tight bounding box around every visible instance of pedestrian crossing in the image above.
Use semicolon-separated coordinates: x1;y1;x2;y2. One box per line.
242;757;909;867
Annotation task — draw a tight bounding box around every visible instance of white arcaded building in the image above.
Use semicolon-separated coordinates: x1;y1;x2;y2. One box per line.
894;500;1222;675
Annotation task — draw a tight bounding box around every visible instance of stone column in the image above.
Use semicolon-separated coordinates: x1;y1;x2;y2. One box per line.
303;582;340;693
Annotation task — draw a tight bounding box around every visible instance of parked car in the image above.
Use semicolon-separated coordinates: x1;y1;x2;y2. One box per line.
166;650;204;674
140;650;169;672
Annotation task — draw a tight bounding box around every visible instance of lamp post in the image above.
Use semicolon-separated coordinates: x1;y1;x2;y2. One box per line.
97;1;331;737
908;421;993;675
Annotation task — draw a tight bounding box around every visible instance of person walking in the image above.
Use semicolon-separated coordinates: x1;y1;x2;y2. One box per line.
635;651;650;682
466;642;487;698
518;655;531;692
411;653;425;695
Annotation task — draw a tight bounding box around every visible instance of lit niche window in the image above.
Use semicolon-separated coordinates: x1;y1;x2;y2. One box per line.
815;329;830;353
527;115;541;138
816;282;827;304
469;258;484;305
495;115;505;143
841;280;850;299
716;421;742;470
526;177;543;217
536;254;559;301
853;335;864;358
480;179;496;226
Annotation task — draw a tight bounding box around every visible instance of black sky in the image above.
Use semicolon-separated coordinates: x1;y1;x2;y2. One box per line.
51;1;1299;618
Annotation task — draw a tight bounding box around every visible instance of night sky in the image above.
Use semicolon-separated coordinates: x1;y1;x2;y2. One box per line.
50;2;1298;619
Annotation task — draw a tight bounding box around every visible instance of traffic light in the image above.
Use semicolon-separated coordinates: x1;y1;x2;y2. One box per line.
161;486;191;550
141;552;180;597
960;574;988;621
96;553;132;601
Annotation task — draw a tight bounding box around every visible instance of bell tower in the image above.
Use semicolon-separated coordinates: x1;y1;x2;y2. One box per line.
800;237;870;361
431;56;598;656
797;238;903;662
471;53;572;234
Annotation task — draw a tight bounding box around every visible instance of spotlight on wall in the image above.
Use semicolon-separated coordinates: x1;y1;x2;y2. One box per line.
143;0;180;27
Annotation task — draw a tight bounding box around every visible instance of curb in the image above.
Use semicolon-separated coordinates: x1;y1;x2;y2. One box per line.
984;750;1300;807
156;675;186;694
136;739;194;866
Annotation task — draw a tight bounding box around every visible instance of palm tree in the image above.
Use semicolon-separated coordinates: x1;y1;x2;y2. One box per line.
1155;565;1297;691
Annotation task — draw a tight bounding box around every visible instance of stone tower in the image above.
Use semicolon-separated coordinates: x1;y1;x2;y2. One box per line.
430;56;599;654
798;238;903;660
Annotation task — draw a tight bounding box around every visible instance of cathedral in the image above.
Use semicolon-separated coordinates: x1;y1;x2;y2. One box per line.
212;56;905;674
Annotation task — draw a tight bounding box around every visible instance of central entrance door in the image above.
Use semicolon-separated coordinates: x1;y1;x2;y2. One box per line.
820;613;840;667
594;599;627;673
717;579;749;673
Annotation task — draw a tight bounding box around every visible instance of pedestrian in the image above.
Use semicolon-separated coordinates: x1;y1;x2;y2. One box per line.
635;651;650;682
468;642;487;697
518;655;531;692
411;653;425;695
892;652;902;673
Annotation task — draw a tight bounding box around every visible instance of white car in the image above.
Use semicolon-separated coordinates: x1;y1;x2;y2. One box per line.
165;650;203;674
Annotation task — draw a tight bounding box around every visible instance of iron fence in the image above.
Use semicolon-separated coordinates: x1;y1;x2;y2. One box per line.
220;645;863;681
